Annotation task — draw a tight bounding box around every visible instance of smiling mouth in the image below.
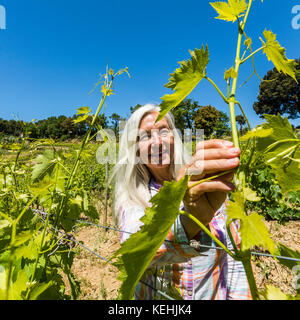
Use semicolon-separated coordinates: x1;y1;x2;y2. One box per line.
150;150;168;157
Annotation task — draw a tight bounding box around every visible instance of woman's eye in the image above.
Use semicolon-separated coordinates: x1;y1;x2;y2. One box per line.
139;134;149;141
160;129;169;136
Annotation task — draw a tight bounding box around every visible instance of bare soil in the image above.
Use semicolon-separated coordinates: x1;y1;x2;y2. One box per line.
65;212;300;300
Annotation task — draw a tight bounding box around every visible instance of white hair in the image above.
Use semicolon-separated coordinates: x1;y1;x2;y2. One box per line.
111;103;191;226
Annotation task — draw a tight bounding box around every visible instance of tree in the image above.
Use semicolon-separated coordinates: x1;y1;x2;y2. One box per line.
109;113;125;138
253;58;300;119
193;106;231;139
171;99;199;133
130;104;142;114
214;111;231;138
236;114;246;135
193;105;220;138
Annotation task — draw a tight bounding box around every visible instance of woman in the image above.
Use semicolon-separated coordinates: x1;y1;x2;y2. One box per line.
112;104;251;300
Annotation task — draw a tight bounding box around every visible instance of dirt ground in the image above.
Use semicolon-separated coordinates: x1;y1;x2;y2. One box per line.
65;212;300;300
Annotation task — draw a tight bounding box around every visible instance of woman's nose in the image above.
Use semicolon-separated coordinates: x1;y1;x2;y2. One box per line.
151;131;162;145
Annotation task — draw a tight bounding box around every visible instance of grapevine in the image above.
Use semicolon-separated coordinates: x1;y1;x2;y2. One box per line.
111;0;300;300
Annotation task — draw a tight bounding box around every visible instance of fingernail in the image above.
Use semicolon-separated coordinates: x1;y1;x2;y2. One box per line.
223;141;234;147
227;158;239;165
229;147;240;154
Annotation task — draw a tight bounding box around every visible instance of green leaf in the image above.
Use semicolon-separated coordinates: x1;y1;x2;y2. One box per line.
31;150;57;182
0;220;11;237
85;204;99;221
61;196;82;231
244;37;252;48
13;230;33;247
73;114;89;124
101;85;114;96
158;45;209;122
275;243;300;270
8;269;28;300
260;30;298;83
76;106;91;115
111;175;189;300
259;285;300;300
27;281;54;300
255;114;300;193
226;191;276;254
243;187;261;202
239;127;273;141
224;66;237;81
210;0;248;22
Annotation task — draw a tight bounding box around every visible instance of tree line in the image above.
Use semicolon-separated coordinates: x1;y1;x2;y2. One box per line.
1;60;299;142
0;100;247;142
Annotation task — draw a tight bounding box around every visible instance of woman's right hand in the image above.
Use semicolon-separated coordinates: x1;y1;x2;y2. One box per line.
177;139;240;240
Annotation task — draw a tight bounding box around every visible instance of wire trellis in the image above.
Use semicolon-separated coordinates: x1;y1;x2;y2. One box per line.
31;208;300;300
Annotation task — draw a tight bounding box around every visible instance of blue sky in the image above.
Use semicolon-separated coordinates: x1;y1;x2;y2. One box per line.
0;0;299;128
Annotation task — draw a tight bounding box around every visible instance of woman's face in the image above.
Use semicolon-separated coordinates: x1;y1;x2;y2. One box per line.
138;111;174;174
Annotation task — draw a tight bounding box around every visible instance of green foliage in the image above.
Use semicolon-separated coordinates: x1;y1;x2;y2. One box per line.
253;59;300;119
31;150;58;182
193;105;230;138
0;66;127;300
170;99;199;133
158;46;209;122
111;176;188;300
260;30;298;83
260;285;300;300
210;0;248;22
194;105;220;138
0;113;108;141
248;114;300;193
245;163;300;222
226;190;276;255
148;0;300;300
212;111;231;138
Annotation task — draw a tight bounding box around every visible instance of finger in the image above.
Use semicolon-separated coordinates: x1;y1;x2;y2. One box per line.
205;171;235;182
194;139;234;152
187;157;240;180
187;180;235;200
193;147;241;161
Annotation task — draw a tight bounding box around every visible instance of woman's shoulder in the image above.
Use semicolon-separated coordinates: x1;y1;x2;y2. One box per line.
120;200;145;218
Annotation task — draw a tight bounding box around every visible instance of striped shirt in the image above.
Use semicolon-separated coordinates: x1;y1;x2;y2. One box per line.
120;179;252;300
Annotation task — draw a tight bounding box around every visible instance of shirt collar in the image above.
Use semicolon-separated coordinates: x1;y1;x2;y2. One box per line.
149;177;163;191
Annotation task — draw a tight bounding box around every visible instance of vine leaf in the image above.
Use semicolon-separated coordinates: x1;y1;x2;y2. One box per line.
31;150;57;182
239;127;273;141
209;0;248;22
224;66;237;81
255;114;300;193
260;30;298;83
157;45;209;122
110;175;189;300
275;243;300;270
226;191;276;255
259;285;300;300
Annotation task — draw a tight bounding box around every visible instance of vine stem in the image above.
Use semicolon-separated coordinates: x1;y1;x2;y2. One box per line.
179;210;236;259
240;250;259;300
226;0;259;300
240;47;264;65
229;0;253;148
204;76;229;104
52;80;112;232
187;169;235;190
